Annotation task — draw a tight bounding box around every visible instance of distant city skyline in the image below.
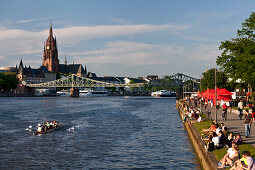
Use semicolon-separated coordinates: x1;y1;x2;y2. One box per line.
0;0;255;78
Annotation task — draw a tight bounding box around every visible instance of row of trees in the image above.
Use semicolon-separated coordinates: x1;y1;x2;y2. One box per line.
201;12;255;93
0;73;19;91
216;12;255;89
144;76;200;92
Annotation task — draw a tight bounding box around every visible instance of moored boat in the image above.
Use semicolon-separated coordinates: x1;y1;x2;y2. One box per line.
34;124;62;135
56;91;70;97
151;90;175;97
79;89;108;96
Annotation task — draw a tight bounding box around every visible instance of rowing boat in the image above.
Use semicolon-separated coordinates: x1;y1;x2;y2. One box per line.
34;124;62;135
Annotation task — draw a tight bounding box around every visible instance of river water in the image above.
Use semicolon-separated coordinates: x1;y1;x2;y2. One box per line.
0;96;199;169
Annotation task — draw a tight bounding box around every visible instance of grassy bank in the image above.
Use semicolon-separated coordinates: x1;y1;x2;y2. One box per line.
192;114;255;161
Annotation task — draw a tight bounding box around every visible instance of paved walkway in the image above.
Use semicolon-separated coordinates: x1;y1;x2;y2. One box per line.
202;106;255;147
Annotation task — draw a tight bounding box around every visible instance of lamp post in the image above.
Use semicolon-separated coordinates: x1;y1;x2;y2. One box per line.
182;86;184;99
215;68;217;122
200;77;202;113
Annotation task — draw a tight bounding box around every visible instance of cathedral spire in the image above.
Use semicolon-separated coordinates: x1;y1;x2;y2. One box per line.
65;56;67;65
18;59;24;74
84;65;87;75
43;22;59;72
49;22;53;38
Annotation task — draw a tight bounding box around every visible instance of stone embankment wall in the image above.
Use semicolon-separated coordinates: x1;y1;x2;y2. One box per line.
176;103;218;170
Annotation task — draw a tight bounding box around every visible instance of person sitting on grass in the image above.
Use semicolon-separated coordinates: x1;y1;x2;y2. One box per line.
204;137;214;152
183;111;190;122
226;132;234;148
192;110;199;119
218;131;227;148
222;127;230;138
202;122;216;133
215;124;221;135
234;133;242;145
220;123;225;130
230;151;247;170
212;132;220;148
190;115;202;124
231;151;255;170
218;143;240;168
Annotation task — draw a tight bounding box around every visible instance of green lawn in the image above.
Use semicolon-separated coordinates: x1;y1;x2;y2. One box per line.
193;120;211;135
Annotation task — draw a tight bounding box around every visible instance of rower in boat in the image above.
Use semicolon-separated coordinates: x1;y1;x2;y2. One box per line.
50;121;54;128
46;122;50;129
37;124;42;132
53;120;57;127
34;121;62;135
42;123;47;131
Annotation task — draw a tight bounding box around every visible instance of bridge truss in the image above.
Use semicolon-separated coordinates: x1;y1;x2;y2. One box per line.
26;75;144;88
169;73;200;87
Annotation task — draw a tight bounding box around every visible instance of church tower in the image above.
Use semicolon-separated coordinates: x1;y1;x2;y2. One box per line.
42;23;59;72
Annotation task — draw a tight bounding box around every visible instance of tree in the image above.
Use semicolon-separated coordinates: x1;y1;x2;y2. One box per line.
217;12;255;88
0;73;19;91
160;76;178;91
201;68;228;91
183;80;199;92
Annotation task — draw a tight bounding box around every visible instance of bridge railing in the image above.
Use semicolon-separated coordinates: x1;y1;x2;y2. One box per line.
25;75;144;88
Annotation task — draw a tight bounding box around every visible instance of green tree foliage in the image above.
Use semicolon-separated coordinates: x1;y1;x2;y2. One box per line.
0;73;19;91
128;80;136;84
183;80;198;92
201;68;228;91
217;12;255;88
56;72;61;79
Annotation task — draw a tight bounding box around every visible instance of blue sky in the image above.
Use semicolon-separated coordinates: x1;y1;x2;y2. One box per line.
0;0;254;78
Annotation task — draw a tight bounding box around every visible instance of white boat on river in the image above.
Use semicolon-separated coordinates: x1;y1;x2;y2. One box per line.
79;90;108;97
151;90;175;97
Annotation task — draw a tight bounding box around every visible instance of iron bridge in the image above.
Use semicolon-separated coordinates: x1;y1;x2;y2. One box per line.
26;74;144;88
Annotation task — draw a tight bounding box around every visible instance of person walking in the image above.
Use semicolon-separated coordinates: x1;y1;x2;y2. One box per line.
244;109;253;138
222;103;228;121
238;100;244;120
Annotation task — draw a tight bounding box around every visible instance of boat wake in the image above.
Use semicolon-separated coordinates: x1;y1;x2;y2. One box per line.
66;125;79;131
66;121;92;131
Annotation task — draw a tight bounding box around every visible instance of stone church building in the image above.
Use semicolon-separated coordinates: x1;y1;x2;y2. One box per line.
42;23;87;77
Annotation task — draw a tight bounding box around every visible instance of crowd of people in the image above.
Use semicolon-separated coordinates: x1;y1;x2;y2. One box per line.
177;97;255;169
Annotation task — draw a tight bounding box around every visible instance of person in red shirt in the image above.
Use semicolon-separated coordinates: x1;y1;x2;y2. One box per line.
222;103;228;120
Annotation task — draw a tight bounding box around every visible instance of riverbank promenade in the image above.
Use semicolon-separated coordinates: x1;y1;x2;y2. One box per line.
203;106;255;147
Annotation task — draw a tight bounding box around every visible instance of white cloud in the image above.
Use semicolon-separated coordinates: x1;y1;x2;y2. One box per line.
108;17;131;25
16;15;67;24
55;24;190;45
0;23;219;77
64;41;220;77
67;41;183;66
0;23;190;67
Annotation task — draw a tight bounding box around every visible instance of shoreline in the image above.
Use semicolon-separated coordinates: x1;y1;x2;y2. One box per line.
176;102;218;170
176;99;255;170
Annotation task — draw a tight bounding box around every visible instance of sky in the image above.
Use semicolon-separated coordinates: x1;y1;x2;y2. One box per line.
0;0;254;78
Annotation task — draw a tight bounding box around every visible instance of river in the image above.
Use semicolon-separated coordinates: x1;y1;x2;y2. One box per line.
0;96;199;169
